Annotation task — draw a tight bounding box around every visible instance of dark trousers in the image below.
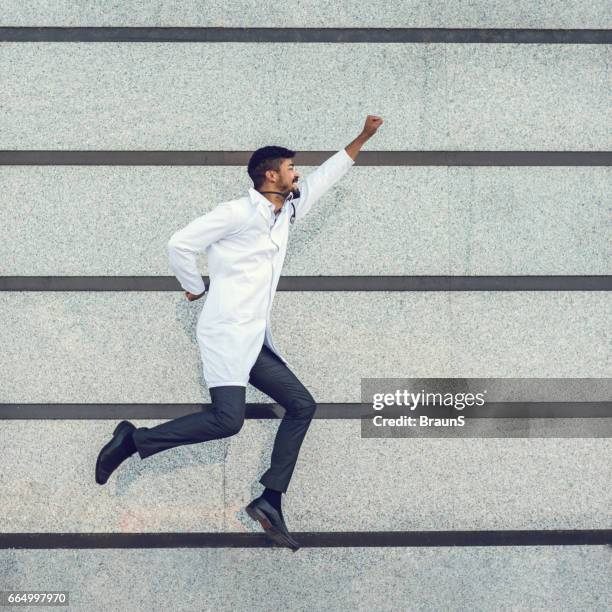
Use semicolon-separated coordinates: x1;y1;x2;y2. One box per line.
132;344;317;493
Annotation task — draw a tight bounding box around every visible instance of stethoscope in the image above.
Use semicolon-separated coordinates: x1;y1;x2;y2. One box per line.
258;189;299;224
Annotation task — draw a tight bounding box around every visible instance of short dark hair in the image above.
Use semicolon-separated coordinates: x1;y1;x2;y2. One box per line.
247;146;296;189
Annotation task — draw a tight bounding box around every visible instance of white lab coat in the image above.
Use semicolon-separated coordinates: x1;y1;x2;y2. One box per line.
167;148;355;388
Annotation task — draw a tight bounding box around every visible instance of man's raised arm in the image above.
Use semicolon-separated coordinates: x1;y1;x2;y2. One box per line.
292;115;383;223
344;115;384;161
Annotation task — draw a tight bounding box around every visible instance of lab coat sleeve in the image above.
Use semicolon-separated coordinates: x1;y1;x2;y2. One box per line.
167;202;239;295
292;148;355;223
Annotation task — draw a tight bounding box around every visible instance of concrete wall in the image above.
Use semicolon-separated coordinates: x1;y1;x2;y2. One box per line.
0;5;610;612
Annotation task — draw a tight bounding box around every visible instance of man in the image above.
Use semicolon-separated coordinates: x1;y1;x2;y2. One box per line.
95;115;384;550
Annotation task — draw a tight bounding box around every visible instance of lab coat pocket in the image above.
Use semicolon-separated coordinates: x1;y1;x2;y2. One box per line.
233;270;270;316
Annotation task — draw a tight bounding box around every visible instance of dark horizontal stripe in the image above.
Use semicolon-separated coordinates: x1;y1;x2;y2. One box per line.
0;27;609;44
0;151;610;166
1;530;610;549
1;276;610;291
1;402;609;419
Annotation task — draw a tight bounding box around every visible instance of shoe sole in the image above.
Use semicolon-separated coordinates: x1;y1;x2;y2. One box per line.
245;504;300;551
95;421;132;485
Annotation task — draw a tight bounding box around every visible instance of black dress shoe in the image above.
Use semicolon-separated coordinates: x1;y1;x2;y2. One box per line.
95;420;136;485
245;496;300;551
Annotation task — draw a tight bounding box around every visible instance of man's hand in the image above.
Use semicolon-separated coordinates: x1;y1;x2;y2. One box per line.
185;290;205;301
362;114;384;138
344;114;384;161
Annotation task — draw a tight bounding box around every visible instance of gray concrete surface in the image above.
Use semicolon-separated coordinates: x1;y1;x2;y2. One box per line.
0;292;608;403
2;1;611;28
1;44;609;150
1;547;610;612
1;5;610;610
0;420;610;532
1;166;609;276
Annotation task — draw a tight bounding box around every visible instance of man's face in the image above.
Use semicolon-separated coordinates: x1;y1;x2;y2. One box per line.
270;158;300;196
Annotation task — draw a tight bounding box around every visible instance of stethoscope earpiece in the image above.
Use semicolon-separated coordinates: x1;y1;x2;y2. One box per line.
287;189;298;224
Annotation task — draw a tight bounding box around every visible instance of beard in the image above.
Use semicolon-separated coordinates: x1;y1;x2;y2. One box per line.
287;182;300;198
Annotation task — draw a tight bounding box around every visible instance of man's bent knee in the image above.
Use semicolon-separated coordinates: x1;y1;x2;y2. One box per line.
216;413;245;437
289;396;317;419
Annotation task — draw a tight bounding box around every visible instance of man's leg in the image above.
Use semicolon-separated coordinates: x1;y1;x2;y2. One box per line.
132;385;246;459
248;345;317;493
96;385;247;485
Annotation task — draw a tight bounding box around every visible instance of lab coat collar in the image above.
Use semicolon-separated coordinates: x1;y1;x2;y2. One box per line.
248;187;285;222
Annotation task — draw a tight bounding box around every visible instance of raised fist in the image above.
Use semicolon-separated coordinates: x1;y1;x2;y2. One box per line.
362;115;384;137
